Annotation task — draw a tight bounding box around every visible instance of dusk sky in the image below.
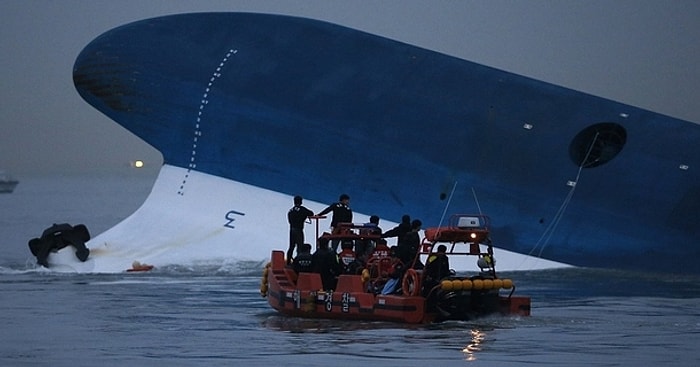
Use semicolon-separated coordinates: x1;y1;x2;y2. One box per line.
2;0;699;175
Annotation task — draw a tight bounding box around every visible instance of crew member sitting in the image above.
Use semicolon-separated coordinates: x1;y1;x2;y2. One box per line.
422;244;451;296
312;238;341;291
292;243;314;274
381;247;405;295
338;241;360;274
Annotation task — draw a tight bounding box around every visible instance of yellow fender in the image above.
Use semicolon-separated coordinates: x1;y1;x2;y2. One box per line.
260;262;271;297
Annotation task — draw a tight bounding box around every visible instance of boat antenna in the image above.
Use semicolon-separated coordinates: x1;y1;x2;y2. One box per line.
436;181;458;230
472;187;483;216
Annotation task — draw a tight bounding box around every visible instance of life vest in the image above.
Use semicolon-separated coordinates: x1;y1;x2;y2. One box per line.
338;248;358;274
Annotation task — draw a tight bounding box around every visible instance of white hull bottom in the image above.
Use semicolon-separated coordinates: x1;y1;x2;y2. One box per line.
47;165;569;273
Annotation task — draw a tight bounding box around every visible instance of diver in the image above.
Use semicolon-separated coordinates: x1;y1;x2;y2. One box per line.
27;223;90;267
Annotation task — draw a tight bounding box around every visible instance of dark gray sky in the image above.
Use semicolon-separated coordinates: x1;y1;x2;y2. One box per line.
2;0;699;175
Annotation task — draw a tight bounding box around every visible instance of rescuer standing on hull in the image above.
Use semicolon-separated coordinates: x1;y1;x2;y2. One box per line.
317;194;352;252
287;195;314;264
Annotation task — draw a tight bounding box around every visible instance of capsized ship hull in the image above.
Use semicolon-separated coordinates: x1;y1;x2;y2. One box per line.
72;13;699;274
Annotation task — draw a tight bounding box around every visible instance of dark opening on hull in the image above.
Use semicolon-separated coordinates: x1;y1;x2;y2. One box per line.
570;122;627;168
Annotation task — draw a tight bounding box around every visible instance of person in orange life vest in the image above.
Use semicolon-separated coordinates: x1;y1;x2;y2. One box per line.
287;195;314;264
381;246;406;295
316;194;352;252
338;240;360;274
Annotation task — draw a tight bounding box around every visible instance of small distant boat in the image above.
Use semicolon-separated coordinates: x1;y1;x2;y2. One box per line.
0;171;19;193
126;261;154;272
262;214;530;324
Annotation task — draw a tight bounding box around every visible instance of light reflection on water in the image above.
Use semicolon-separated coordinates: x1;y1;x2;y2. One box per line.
462;328;486;361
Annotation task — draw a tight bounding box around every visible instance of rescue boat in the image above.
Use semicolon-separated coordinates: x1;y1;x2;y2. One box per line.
262;214;531;324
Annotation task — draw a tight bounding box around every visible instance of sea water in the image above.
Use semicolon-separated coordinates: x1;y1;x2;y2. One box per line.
1;173;699;366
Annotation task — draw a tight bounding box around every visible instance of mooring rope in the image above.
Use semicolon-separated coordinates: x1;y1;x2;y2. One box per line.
520;132;600;267
472;187;483;216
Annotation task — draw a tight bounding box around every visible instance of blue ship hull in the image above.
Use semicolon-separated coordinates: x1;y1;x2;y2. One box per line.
73;13;699;274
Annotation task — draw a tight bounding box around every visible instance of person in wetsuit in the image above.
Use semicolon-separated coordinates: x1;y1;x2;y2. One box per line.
422;244;452;302
316;194;352;252
381;214;411;240
312;238;341;291
287;195;314;264
28;223;90;267
424;244;450;283
397;219;422;268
